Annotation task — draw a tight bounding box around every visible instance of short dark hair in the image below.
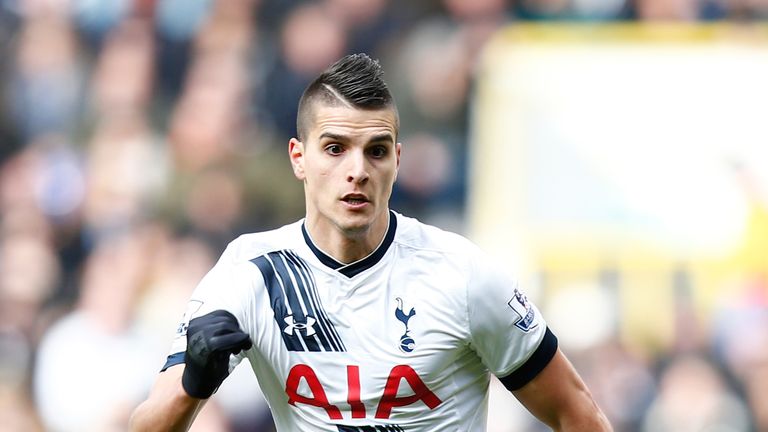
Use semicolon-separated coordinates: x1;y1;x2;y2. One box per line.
296;53;398;141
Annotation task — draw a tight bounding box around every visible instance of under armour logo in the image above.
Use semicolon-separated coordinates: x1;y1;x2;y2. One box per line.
284;315;317;337
395;297;416;353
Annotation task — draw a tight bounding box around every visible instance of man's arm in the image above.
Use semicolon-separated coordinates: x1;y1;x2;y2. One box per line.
129;364;205;432
512;348;612;431
130;310;252;431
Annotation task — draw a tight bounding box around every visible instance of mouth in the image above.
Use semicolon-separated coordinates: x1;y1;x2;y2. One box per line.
341;194;370;206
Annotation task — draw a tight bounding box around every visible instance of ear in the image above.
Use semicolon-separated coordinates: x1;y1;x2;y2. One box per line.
289;138;306;180
394;142;402;181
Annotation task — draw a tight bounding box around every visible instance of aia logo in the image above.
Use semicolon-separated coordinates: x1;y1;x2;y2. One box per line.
284;315;317;337
395;297;416;353
285;363;441;420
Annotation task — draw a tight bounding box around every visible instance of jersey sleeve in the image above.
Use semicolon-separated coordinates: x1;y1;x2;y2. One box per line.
467;253;558;392
161;242;250;373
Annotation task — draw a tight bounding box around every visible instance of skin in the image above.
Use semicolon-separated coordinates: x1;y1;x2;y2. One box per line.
289;102;401;263
129;100;612;432
514;350;613;431
129;364;205;432
129;102;402;432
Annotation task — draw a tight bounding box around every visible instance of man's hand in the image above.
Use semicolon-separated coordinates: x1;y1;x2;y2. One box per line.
182;310;252;399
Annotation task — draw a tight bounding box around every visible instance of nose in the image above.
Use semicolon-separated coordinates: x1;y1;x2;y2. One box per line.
346;149;369;184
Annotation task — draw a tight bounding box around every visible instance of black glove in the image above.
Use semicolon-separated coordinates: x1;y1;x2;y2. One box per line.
182;310;252;399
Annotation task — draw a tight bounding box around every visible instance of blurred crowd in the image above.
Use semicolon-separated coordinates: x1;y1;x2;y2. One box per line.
0;0;767;431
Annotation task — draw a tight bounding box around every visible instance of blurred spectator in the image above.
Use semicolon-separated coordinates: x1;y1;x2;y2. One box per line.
89;18;155;118
743;362;768;431
71;0;131;46
634;0;700;20
136;233;273;432
641;354;751;431
0;231;60;339
712;286;768;431
153;0;215;102
7;13;84;142
582;340;656;432
726;0;768;19
0;0;763;430
324;0;400;54
82;114;167;240
181;169;246;251
166;53;245;171
515;0;573;20
166;0;255;172
385;19;471;226
33;228;158;431
443;0;513;56
572;0;631;20
257;2;347;138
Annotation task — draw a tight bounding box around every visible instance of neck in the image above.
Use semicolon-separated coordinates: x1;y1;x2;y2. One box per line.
305;212;390;264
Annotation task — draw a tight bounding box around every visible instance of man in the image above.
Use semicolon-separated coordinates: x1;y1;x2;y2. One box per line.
130;54;612;431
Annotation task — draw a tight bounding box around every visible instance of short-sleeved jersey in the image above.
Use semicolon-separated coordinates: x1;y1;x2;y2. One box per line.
164;211;557;431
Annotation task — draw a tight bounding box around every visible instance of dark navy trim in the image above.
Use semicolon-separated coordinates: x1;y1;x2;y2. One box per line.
269;253;322;352
498;327;558;392
253;254;305;351
302;225;344;270
160;352;185;372
284;250;346;351
251;250;345;352
337;425;404;432
302;210;397;278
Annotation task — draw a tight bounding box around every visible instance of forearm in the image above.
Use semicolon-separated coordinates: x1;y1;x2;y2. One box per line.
559;415;612;432
129;366;205;432
513;350;613;432
523;387;612;432
132;311;251;431
553;393;613;432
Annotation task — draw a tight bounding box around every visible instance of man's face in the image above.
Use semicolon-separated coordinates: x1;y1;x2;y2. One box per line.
289;103;400;237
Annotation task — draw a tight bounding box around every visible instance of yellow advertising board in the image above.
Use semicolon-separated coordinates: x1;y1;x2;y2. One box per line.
469;24;768;352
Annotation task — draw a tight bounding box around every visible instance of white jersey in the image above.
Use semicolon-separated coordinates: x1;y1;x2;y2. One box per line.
165;211;557;432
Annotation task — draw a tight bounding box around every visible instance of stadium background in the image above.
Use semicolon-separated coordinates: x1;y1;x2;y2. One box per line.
0;0;766;431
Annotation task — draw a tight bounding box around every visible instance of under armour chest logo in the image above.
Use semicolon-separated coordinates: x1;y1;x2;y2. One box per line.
284;315;317;337
395;297;416;353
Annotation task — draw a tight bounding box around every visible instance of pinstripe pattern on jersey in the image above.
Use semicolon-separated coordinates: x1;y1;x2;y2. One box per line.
251;250;346;352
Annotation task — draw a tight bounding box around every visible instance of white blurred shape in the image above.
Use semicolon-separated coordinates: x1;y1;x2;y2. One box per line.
546;283;615;351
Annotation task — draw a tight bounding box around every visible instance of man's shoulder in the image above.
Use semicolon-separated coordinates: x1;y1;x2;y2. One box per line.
221;220;305;264
394;212;479;257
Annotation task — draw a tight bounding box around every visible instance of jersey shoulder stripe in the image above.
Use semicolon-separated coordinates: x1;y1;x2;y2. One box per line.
250;250;346;352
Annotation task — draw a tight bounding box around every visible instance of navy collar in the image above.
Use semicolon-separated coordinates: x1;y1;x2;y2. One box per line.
302;210;397;278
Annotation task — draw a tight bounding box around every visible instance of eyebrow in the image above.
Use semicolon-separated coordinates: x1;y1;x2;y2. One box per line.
318;132;395;144
318;132;346;143
369;133;395;144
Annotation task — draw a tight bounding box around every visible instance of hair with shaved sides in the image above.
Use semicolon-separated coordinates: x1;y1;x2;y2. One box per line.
296;53;399;141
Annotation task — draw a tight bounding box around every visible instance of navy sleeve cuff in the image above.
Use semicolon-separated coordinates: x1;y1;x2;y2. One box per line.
498;327;558;392
160;352;185;372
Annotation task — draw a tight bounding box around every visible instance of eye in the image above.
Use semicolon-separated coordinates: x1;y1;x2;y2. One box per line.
325;144;343;155
368;145;388;158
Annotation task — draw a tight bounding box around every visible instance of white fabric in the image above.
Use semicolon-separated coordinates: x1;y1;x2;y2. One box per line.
168;212;548;431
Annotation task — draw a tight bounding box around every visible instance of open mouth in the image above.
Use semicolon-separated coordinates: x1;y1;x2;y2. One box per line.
342;195;369;205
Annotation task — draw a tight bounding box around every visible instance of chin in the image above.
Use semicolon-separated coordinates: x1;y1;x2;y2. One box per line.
337;218;373;236
334;211;377;235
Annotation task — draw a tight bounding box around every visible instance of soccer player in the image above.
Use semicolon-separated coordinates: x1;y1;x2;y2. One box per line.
130;54;612;431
